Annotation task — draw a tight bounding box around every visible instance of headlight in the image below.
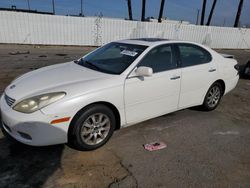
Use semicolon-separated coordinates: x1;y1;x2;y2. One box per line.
13;92;66;113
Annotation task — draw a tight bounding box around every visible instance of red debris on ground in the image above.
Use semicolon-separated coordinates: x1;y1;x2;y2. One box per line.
143;141;167;151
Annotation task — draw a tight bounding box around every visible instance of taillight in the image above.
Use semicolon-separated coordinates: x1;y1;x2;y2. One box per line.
234;64;240;71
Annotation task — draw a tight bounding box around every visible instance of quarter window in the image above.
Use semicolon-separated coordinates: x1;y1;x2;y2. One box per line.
138;45;177;73
178;44;212;67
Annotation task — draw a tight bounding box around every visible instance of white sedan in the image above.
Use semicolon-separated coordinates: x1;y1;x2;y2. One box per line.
0;38;239;150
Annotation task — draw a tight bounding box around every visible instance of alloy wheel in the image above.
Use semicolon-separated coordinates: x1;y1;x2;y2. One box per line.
80;113;111;145
207;85;221;108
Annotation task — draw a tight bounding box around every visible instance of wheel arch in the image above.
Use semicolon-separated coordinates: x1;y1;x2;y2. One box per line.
67;101;121;141
214;79;226;95
202;79;226;105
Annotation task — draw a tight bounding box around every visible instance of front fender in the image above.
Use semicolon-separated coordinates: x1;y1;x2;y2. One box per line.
40;85;126;127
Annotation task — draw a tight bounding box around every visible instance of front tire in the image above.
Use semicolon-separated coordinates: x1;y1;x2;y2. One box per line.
69;104;116;151
202;82;223;111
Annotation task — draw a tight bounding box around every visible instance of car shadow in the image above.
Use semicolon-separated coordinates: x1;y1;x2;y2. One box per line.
239;63;250;79
0;131;64;188
188;106;205;112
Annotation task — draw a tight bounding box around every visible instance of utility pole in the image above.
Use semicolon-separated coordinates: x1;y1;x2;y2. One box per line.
27;0;30;10
127;0;133;20
234;0;244;27
206;0;217;26
52;0;55;14
141;0;146;21
223;18;226;26
158;0;165;23
200;0;207;25
196;9;200;25
80;0;83;16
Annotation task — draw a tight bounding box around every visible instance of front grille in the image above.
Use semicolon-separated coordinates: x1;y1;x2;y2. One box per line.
18;131;32;140
4;94;16;107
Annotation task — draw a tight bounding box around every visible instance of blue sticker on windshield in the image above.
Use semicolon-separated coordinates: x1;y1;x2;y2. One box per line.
121;50;138;57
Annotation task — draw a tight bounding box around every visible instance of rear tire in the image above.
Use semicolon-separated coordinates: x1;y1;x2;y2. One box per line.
202;82;223;111
69;104;116;151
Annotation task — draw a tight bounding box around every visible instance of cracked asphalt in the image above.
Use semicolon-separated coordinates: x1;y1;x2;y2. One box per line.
0;44;250;188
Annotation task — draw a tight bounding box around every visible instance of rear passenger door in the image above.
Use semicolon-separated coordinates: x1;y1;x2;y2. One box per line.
177;43;217;108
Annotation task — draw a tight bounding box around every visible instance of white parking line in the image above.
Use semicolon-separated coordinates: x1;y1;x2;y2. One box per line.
213;131;239;135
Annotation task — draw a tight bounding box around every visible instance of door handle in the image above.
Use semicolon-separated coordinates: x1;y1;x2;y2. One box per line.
170;76;181;80
209;68;216;72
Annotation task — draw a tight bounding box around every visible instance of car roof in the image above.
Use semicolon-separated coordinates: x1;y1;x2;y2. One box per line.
131;38;169;42
116;38;210;51
117;38;175;46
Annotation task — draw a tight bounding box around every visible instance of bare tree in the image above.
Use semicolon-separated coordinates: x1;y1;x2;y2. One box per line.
127;0;133;20
234;0;244;27
206;0;217;26
158;0;165;23
200;0;207;25
141;0;146;21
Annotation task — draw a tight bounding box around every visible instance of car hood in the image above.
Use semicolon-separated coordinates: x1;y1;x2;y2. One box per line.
5;62;111;101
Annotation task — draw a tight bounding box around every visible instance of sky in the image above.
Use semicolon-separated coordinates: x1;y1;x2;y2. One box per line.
0;0;249;27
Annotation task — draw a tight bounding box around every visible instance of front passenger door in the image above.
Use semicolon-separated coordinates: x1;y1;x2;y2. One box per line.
124;44;181;124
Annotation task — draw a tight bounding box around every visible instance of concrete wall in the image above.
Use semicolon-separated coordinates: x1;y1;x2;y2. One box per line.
0;11;250;49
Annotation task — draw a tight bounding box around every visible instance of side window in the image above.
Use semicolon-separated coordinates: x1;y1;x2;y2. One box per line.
178;44;212;67
139;45;177;73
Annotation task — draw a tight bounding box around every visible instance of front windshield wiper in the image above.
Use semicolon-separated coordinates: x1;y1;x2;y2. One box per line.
78;58;100;71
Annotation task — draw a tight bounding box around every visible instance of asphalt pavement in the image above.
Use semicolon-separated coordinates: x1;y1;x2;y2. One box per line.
0;44;249;188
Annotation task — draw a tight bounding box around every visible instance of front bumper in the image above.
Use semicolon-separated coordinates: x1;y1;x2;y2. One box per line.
0;94;70;146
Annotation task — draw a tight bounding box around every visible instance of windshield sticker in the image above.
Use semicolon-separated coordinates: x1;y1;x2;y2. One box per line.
121;50;138;57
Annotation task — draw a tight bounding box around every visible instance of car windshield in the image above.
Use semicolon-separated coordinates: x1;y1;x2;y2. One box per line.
76;42;148;74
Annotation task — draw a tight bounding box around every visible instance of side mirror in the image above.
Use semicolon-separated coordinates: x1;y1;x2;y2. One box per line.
135;66;153;77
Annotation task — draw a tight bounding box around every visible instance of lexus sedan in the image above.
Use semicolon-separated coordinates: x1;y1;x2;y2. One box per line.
0;38;239;150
